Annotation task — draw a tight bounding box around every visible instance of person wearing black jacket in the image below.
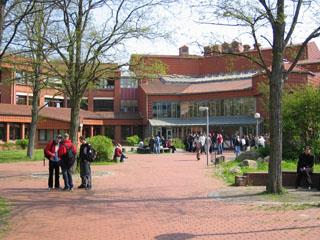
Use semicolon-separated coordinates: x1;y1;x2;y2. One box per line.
295;146;314;189
78;136;92;190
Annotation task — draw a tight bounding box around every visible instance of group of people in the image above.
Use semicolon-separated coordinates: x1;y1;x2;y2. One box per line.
147;135;176;154
232;134;267;157
185;132;224;156
44;134;94;191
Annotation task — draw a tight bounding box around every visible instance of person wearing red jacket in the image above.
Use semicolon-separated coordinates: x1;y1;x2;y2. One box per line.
60;133;77;191
44;135;64;190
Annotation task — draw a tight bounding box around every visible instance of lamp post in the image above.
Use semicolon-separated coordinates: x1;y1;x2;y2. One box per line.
199;106;209;166
254;112;260;140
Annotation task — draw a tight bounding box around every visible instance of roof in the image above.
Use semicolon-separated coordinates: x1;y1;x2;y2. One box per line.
0;104;141;121
297;58;320;65
149;116;262;127
140;78;252;95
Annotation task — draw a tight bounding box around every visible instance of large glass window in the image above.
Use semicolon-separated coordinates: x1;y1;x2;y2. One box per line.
93;99;114;111
121;125;131;140
39;129;49;142
120;100;138;112
104;126;115;139
152;102;180;118
10;124;21;140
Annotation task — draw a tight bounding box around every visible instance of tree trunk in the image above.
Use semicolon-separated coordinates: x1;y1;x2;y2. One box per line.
70;98;80;145
27;93;39;158
266;14;285;193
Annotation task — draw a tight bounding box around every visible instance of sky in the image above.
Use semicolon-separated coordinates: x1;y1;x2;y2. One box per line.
119;1;320;58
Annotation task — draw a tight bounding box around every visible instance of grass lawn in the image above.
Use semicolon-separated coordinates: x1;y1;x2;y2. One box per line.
215;159;320;185
0;197;9;236
0;149;44;163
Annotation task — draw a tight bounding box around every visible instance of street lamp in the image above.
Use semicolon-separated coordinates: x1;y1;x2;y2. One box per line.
199;106;209;166
254;112;260;140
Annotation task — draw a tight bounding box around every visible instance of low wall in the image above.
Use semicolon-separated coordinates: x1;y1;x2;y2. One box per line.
240;171;320;188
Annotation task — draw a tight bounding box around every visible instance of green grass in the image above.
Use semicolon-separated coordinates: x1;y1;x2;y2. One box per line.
92;161;116;166
215;159;320;185
0;149;44;163
0;197;10;236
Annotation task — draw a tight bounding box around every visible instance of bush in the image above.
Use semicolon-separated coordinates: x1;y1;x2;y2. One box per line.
87;135;113;161
255;145;270;158
126;135;140;146
172;138;185;149
15;139;28;149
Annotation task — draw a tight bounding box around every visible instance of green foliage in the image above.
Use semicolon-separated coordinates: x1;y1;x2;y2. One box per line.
126;135;140;146
0;149;43;163
255;145;270;158
87;135;113;161
172;138;185;149
282;87;320;159
15;139;29;149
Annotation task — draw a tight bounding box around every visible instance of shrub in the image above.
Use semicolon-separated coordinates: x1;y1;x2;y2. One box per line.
172;138;185;149
16;139;28;149
126;135;140;146
87;135;113;161
255;145;270;158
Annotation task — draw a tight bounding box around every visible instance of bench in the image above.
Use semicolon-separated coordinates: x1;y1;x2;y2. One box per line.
160;147;170;153
137;147;151;154
235;171;320;188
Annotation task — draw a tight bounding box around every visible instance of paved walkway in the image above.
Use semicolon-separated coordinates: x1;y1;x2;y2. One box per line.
0;152;320;240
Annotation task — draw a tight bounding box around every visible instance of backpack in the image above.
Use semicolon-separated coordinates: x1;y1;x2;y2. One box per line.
62;144;76;167
87;144;97;162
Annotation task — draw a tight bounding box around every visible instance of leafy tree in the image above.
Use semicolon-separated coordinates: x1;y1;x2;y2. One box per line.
282;87;320;159
195;0;320;193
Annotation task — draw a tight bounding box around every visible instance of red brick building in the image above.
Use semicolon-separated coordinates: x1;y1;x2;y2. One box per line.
133;42;320;143
1;41;320;147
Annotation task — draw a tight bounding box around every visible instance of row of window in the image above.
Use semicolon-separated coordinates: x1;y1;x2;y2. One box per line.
152;97;256;119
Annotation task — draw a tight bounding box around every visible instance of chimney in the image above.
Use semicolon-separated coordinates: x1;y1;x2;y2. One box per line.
253;43;261;50
221;42;230;53
243;44;251;52
179;45;189;56
231;41;243;53
204;44;222;56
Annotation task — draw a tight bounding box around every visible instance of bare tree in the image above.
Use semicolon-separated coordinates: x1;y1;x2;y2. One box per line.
195;0;320;193
43;0;174;146
0;0;36;57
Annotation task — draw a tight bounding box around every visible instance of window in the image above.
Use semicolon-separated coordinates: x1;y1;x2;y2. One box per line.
16;71;29;84
99;79;114;89
39;129;49;142
104;126;115;139
121;125;131;140
152;102;180;118
93;99;114;111
45;98;64;108
28;96;40;106
120;77;138;88
120;100;138;112
10;124;21;140
16;95;27;105
0;123;5;141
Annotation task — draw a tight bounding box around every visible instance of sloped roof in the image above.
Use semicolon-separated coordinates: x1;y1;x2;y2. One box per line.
140;78;252;95
0;104;141;121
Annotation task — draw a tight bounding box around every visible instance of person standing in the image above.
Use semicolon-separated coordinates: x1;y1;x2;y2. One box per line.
234;135;241;158
44;135;64;190
78;136;93;190
154;135;161;154
217;133;224;155
61;133;77;191
295;146;314;189
194;136;201;160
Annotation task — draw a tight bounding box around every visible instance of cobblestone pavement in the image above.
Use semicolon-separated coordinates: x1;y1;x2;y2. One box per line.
0;152;320;240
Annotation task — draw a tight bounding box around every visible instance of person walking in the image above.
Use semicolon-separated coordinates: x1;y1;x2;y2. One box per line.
217;133;224;154
61;133;77;191
78;136;93;190
295;146;314;189
44;135;64;190
234;135;241;158
194;136;201;160
154;135;161;154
